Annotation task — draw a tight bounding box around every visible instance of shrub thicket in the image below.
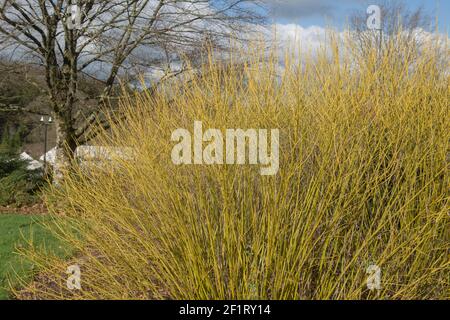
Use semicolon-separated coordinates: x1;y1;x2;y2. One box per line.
0;129;44;207
19;33;449;299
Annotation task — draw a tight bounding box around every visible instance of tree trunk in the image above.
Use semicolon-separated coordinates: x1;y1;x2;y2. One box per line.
53;109;77;184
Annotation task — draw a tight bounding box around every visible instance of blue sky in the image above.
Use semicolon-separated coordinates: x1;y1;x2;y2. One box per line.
267;0;449;32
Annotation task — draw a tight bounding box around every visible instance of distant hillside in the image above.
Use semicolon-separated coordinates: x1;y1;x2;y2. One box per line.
0;61;104;159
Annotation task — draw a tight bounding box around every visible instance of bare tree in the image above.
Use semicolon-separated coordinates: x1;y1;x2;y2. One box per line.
349;0;433;58
0;0;265;180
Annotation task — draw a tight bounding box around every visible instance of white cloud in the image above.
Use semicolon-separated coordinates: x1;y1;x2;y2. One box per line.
272;23;448;55
273;24;330;52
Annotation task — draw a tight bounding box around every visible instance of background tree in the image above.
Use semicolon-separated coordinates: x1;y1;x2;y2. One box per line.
0;0;265;180
349;0;434;58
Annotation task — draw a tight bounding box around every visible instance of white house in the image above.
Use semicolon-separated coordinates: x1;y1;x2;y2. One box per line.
20;152;44;171
39;147;57;166
37;146;134;167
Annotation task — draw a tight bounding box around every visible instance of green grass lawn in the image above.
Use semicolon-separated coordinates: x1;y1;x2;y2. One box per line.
0;214;66;300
